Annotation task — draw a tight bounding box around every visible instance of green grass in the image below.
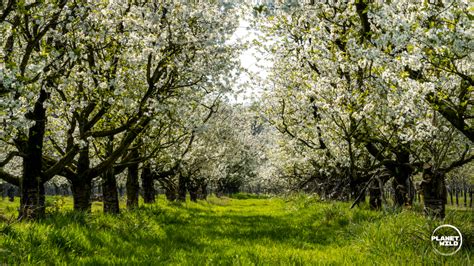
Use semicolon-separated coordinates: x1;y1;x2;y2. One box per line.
0;194;472;265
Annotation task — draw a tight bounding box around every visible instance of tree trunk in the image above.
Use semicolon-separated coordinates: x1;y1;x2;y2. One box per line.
369;178;382;210
189;190;198;202
198;182;208;200
422;166;447;219
189;181;198;202
71;139;93;212
102;136;120;214
19;174;44;220
393;150;415;206
18;89;48;220
7;186;15;202
449;187;453;205
71;178;92;212
165;187;177;201
54;184;60;195
464;187;467;207
141;164;155;204
393;175;414;207
469;188;472;207
103;168;120;214
177;173;187;202
456;188;459;206
39;181;45;212
126;152;139;209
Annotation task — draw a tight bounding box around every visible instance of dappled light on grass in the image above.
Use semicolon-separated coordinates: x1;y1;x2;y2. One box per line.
0;195;472;264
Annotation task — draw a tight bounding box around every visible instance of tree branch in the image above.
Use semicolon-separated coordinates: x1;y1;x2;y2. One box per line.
0;151;20;167
0;169;20;186
42;144;79;181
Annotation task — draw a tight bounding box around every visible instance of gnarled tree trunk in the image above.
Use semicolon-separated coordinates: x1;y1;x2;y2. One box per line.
18;89;48;220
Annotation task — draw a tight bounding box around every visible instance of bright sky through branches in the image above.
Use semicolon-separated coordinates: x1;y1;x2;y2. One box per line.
228;18;273;103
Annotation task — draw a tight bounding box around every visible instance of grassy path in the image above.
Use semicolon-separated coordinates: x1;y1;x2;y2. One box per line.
0;195;472;265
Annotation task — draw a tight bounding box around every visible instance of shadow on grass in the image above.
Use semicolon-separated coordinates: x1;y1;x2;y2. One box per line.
154;204;358;249
2;198;395;264
228;193;272;200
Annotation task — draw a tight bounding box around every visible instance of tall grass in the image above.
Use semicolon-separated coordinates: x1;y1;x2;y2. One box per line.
0;194;472;265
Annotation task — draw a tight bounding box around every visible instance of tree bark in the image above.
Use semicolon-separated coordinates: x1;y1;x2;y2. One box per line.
19;89;48;220
71;178;92;212
141;164;155;204
426;91;474;143
198;181;208;200
393;177;414;207
469;188;472;208
177;173;187;202
422;166;447;218
70;140;93;211
165;187;177;201
103;168;119;214
126;149;139;209
392;150;414;207
449;187;453;205
456;188;459;206
19;174;45;220
189;181;198;202
103;136;120;214
464;187;467;207
364;143;414;207
369;179;382;210
7;186;15;202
